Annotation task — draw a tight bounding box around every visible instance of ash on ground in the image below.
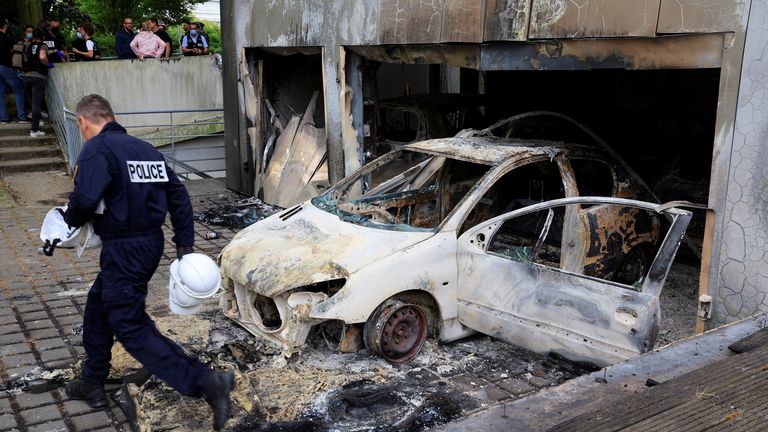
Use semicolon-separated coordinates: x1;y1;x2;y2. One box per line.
657;259;700;346
195;196;281;229
97;307;593;432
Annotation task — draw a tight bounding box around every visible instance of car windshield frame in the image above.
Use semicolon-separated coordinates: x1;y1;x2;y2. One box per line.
312;148;492;232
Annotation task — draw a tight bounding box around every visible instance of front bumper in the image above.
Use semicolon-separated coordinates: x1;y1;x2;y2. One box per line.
219;277;329;355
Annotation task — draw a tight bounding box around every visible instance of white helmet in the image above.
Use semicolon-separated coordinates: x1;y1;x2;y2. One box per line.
40;206;102;257
168;253;221;314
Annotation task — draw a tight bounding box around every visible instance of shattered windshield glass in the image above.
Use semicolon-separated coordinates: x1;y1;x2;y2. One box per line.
313;150;490;231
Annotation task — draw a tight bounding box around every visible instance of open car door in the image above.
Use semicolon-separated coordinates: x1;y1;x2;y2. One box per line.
456;197;692;367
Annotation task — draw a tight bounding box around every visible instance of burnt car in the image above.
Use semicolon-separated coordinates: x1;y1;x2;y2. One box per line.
366;94;487;156
218;132;691;368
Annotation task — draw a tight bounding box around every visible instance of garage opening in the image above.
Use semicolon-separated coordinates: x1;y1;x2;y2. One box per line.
245;48;329;206
346;44;721;346
481;68;719;345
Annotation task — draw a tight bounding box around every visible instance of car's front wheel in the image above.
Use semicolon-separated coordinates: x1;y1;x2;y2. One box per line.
364;300;428;364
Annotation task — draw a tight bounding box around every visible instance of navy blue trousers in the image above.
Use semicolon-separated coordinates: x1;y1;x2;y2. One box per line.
81;231;209;397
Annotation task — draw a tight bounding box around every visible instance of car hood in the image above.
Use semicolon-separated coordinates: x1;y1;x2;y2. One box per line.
219;201;434;297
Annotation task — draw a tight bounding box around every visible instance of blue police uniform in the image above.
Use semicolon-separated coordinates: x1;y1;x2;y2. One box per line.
64;121;209;396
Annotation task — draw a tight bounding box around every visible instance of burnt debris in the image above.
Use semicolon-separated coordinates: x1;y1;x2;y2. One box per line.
195;197;281;229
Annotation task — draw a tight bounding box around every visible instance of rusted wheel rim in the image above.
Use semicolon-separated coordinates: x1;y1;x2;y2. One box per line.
375;303;428;364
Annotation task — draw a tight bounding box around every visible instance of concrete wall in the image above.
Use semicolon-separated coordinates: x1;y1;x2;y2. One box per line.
51;56;222;112
222;0;768;327
715;0;768;323
49;56;223;145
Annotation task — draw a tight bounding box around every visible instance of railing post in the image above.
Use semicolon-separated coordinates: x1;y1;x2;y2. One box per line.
170;111;176;172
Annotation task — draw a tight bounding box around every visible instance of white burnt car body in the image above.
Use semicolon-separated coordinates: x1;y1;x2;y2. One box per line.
218;136;691;367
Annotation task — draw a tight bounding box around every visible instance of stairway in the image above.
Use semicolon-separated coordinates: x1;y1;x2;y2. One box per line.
0;122;68;173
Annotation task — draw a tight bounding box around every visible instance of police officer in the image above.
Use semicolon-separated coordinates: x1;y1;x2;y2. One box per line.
39;19;66;63
63;95;234;431
180;22;208;56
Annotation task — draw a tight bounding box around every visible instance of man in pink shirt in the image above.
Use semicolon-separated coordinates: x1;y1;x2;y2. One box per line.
130;22;165;59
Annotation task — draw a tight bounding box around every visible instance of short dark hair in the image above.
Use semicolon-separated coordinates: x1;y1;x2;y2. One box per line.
24;24;34;32
32;27;44;39
76;95;115;122
37;19;49;30
148;17;159;25
81;22;94;36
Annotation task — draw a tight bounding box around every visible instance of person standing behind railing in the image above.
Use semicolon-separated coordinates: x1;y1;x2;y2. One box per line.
49;20;68;61
0;18;28;124
180;22;208;56
147;18;172;59
130;22;166;60
72;23;100;61
21;27;48;137
115;17;136;60
179;20;190;47
43;19;68;63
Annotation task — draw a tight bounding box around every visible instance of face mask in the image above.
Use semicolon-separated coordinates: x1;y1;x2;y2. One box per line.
26;33;33;39
76;32;83;39
190;29;197;36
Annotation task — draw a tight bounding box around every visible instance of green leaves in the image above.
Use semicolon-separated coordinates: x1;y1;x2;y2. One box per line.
73;0;205;34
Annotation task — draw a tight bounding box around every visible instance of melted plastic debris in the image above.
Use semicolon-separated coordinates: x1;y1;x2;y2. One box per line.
1;365;77;395
24;309;589;431
195;197;281;229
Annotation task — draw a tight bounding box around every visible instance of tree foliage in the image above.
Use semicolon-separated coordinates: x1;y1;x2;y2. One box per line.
74;0;205;34
42;0;90;27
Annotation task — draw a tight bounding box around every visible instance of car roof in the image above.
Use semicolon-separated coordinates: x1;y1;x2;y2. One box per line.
405;136;602;165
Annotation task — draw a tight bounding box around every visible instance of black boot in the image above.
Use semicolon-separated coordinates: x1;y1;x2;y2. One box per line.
65;380;108;408
203;369;235;431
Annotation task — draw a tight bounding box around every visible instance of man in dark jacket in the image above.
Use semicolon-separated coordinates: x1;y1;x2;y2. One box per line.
0;18;27;123
147;18;172;58
48;19;68;62
38;19;65;63
115;17;136;59
62;95;234;431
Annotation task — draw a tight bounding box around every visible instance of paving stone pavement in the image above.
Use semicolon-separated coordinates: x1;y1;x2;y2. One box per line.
0;204;237;432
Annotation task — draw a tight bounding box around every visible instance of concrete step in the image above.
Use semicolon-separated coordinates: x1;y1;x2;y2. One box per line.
0;146;62;162
0;122;55;137
0;157;67;173
0;135;59;148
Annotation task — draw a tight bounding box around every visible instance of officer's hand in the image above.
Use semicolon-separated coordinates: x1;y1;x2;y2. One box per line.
177;245;194;260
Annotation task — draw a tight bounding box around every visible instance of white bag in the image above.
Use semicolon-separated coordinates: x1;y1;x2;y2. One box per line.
40;206;101;257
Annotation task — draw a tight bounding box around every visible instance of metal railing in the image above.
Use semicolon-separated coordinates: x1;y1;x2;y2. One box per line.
47;81;224;180
113;109;225;179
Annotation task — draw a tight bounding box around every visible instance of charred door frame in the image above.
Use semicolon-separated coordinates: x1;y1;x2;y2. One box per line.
232;47;326;198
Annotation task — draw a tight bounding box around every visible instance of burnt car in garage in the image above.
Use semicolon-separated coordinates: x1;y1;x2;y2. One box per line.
365;94;487;156
218;132;691;367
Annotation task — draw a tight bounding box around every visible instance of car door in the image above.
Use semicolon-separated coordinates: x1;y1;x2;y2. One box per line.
565;158;661;284
455;197;691;367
